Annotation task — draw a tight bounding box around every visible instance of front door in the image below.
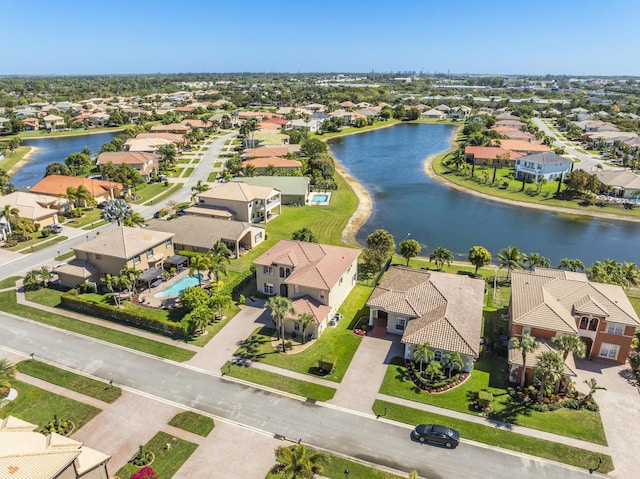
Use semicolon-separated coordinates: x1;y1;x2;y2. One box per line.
280;284;288;297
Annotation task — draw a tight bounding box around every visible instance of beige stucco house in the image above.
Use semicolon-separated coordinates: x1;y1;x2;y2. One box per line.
57;227;174;287
366;266;484;372
1;191;63;227
0;416;110;479
191;182;281;223
96;151;159;182
253;240;360;340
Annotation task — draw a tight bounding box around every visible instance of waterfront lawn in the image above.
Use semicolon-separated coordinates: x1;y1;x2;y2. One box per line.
373;399;613;474
312;119;401;140
144;184;183;206
233;284;372;382
116;431;198;479
0;290;195;362
223;360;336;401
0;276;21;289
0;146;31;171
15;360;122;403
0;380;101;432
168;411;215;437
379;354;607;445
627;289;640;317
132;182;171;204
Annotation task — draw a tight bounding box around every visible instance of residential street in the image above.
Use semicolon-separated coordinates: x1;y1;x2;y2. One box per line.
0;313;598;479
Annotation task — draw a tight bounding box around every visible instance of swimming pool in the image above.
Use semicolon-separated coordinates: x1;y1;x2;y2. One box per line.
310;192;331;204
153;274;203;298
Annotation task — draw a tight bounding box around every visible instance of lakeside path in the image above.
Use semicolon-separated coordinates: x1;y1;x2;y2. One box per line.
7;146;39;176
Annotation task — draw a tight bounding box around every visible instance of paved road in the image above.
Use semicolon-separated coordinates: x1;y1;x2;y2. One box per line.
532;118;612;173
0;313;598;479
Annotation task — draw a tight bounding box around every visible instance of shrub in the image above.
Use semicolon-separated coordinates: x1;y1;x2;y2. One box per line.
41;228;51;238
318;355;336;374
131;467;159;479
477;390;493;408
130;445;153;467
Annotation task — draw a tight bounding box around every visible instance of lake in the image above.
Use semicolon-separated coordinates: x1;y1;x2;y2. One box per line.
328;123;640;266
13;131;119;189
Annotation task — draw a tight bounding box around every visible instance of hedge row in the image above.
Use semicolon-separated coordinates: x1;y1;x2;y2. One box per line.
61;291;185;338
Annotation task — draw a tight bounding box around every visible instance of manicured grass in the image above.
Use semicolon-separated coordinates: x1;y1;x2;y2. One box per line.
207;172;218;182
82;219;108;230
0;290;195;362
0;276;21;289
233;284;372;382
0;146;31;171
25;287;66;307
627;290;640;317
15;360;122;403
432;154;640;218
189;304;241;347
63;208;102;228
373;399;613;474
223;360;336;401
312;119;401;140
132;182;171;204
265;447;404;479
184;167;195;177
7;233;68;252
168;411;215;437
144;184;183;206
214;161;222;168
379;354;608;445
0;380;101;433
55;251;75;262
116;431;198;479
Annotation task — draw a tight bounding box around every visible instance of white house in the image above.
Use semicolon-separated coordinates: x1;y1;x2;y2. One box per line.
514;152;572;182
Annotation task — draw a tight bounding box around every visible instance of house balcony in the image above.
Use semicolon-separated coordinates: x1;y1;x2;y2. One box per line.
577;329;597;341
516;166;543;175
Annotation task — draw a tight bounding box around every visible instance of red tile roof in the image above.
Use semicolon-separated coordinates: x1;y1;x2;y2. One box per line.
464;146;524;160
30;175;123;197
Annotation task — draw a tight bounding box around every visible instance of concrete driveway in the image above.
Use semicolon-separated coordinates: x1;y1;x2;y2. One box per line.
574;359;639;479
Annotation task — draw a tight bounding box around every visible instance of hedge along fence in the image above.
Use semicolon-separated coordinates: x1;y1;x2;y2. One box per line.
61;291;185;338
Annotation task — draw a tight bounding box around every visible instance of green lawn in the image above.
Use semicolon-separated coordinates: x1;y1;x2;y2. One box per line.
207;172;218;182
133;182;172;204
82;219;108;230
15;360;122;403
374;399;613;474
7;232;68;252
0;146;31;171
0;276;21;289
312;119;401;140
144;184;183;206
116;431;198;479
168;411;215;437
627;290;640;317
223;360;336;401
379;354;607;445
184;167;195;177
0;290;195;362
55;251;75;262
0;380;101;433
265;447;405;479
233;284;372;382
63;208;102;228
214;161;222;168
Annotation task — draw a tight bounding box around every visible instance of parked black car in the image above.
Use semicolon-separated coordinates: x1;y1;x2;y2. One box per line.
413;424;460;448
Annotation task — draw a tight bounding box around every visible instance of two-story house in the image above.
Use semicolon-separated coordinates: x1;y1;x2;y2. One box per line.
253;240;360;340
191;183;281;223
508;269;640;384
514;151;572;183
366;266;484;372
96;151;159;182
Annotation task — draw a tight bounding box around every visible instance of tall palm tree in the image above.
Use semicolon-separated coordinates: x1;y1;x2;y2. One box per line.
101;274;120;306
123;212;145;227
66;186;78;208
274;444;329;479
511;334;539;388
0;358;17;398
244;163;257;177
297;312;315;344
266;295;295;353
583;378;607;402
206;252;229;282
526;252;551;272
189;254;211;285
558;258;585;272
413;341;434;375
621;262;640;288
553;334;586;361
74;184;94;208
3;204;20;223
497;246;527;278
534;351;565;403
443;351;464;378
429;246;454;271
191;180;210;202
119;267;142;290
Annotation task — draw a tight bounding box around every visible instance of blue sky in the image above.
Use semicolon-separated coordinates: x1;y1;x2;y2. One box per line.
3;0;639;76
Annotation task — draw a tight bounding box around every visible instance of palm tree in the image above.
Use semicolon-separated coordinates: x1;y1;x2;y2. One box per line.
583;378;607;403
119;267;142;290
66;186;78;208
497;246;527;278
526;252;551;271
424;361;443;382
429;246;454;271
553;334;586;361
123;212;145;227
443;351;464;378
189;253;211;285
413;341;434;375
205;252;229;282
266;295;295;353
274;444;329;479
511;334;539;388
244;163;257;177
74;184;94;208
621;262;640;288
558;258;585;272
211;240;232;259
0;358;17;398
297;312;315;344
191;180;210;202
3;205;19;223
101;274;120;306
157;144;178;166
533;351;565;403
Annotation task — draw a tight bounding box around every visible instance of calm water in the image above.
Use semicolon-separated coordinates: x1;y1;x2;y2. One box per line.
328;123;640;266
154;275;203;298
13;132;119;189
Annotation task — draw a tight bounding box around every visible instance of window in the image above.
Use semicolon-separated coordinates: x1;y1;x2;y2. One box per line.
165;239;172;248
522;326;531;335
395;317;406;331
339;276;343;285
279;267;285;278
133;255;141;265
294;322;300;331
434;351;442;362
95;254;102;260
599;343;619;360
606;323;624;335
199;198;205;204
263;283;274;295
319;291;325;300
255;232;263;241
146;248;153;258
293;285;299;294
285;268;290;277
263;266;273;275
352;272;357;282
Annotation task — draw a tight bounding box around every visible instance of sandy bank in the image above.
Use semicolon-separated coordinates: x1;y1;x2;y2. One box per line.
7;147;39;176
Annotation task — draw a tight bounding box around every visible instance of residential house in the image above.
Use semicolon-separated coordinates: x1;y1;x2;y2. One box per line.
150;123;190;134
421;108;446;119
0;416;111;479
493;139;551;154
124;137;173;153
21;117;40;131
595;169;640;199
0;191;63;227
136;132;186;149
241;156;302;175
366;266;484;372
42;114;65;130
447;106;471;120
30;175;124;204
190;182;281;223
464;146;524;166
242;145;299;159
508;269;640;385
0;211;11;241
582;131;639;147
0;117;10;132
59;226;175;287
290;119;323;132
494;119;525;130
252;131;290;146
253;240;360;339
96;151;159;182
145;216;265;256
231;176;310;205
514;152;572;182
490;126;534;141
180;119;211;130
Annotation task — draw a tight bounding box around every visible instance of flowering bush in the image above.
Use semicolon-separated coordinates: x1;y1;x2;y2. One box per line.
131;467;158;479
